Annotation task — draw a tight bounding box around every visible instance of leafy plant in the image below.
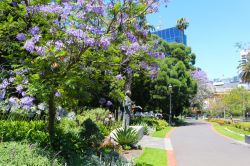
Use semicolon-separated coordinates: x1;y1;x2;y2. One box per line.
0;142;64;166
113;127;139;148
0;120;49;146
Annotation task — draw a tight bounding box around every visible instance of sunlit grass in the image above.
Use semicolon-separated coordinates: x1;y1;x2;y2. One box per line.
135;147;167;166
212;123;245;141
152;127;172;138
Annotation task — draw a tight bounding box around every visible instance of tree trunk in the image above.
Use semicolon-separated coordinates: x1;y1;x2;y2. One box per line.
48;90;56;143
125;71;132;93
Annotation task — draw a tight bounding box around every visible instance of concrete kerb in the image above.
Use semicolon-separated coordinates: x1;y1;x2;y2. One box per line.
166;127;177;166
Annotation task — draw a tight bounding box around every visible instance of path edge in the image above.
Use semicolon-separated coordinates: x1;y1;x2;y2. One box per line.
166;127;177;166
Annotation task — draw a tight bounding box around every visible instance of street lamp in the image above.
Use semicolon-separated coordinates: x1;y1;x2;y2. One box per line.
169;84;172;125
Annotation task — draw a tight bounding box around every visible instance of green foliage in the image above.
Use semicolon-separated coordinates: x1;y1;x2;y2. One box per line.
222;87;250;116
113;127;139;148
0;120;49;146
0;142;63;166
155;119;169;131
131;117;168;131
80;118;105;148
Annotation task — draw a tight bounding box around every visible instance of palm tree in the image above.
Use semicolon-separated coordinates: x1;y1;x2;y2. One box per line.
176;18;189;44
239;50;250;83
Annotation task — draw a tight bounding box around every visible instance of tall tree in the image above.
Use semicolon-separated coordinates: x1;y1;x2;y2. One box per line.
176;17;189;44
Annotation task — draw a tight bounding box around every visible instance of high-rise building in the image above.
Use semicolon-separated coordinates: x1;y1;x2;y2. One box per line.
240;49;250;65
153;27;187;45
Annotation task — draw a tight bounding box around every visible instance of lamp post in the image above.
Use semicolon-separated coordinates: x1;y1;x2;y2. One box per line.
169;84;172;125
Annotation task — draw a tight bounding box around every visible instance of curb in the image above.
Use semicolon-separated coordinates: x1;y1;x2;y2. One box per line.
166;127;177;166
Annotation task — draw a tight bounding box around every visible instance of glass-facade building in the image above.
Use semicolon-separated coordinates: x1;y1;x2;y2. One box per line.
153;27;187;45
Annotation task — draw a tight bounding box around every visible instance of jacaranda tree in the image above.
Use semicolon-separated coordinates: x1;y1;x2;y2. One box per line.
0;0;168;140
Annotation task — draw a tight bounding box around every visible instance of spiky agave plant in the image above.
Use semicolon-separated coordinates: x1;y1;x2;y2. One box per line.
113;127;139;147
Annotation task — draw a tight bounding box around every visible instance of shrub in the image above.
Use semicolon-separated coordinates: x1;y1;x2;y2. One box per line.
0;120;49;146
155;120;168;131
113;127;139;148
0;142;64;166
131;117;168;131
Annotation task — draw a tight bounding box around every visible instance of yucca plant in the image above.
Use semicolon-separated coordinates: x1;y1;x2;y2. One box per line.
113;127;139;147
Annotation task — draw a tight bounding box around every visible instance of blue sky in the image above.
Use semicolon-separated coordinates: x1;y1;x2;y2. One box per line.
147;0;250;80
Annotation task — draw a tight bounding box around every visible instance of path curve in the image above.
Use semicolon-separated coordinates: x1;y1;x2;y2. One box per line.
170;119;250;166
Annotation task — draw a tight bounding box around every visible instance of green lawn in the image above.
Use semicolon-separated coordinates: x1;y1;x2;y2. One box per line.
135;147;167;166
152;127;172;138
212;123;246;141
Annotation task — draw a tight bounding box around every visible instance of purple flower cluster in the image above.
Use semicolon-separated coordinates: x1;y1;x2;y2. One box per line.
0;79;10;89
86;4;104;15
35;46;46;56
191;68;208;83
115;74;123;80
106;100;112;106
20;96;34;110
120;42;141;55
24;39;35;53
9;97;19;105
55;40;65;50
16;33;26;41
100;37;111;49
0;89;6;99
149;66;158;79
16;85;23;94
55;91;61;97
39;4;64;15
29;26;40;36
126;32;137;43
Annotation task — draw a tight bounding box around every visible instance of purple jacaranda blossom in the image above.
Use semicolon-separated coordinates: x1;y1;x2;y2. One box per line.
115;74;123;80
106;100;112;106
29;26;40;35
24;39;35;52
127;32;137;43
142;30;148;37
16;85;23;93
140;61;149;69
99;98;106;105
35;46;46;56
39;4;64;15
0;89;6;99
191;68;209;83
85;37;95;46
52;19;60;26
126;67;133;74
66;28;85;39
77;0;85;7
22;79;29;85
0;79;10;89
16;33;26;41
9;97;19;105
50;28;57;34
8;77;15;83
76;11;86;19
149;66;158;79
100;37;111;49
20;96;34;107
55;40;65;50
21;91;27;97
55;91;61;97
32;34;41;43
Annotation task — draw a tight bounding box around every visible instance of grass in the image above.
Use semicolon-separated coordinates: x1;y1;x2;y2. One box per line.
0;142;63;166
152;127;172;138
212;123;246;141
135;147;167;166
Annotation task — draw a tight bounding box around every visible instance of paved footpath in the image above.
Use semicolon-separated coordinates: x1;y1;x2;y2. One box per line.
170;119;250;166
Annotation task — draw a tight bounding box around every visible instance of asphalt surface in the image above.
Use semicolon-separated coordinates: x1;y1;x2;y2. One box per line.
171;119;250;166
